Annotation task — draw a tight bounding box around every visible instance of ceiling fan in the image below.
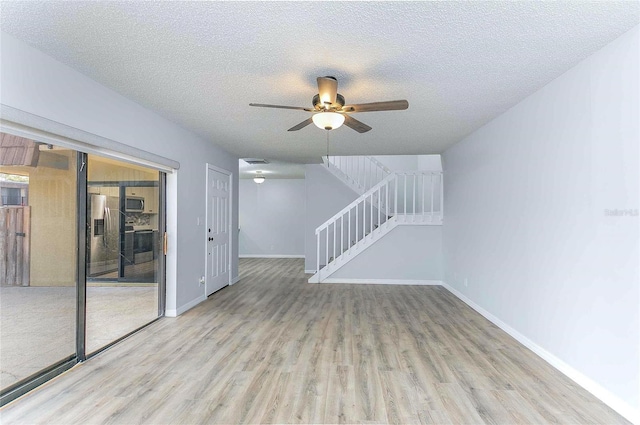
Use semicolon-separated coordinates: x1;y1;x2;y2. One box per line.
250;76;408;133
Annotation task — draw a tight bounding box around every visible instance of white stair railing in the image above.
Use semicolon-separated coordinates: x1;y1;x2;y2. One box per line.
314;171;443;278
324;156;392;193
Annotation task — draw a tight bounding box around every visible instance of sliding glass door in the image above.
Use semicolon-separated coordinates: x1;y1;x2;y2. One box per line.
0;131;166;405
85;155;163;355
0;135;78;395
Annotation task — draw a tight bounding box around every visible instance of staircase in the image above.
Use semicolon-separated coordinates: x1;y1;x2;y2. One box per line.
324;155;392;194
309;156;443;283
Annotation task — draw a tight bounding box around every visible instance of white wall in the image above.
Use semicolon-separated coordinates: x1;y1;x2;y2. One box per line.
373;155;418;171
330;225;442;282
0;33;240;316
417;155;443;172
239;178;305;257
373;154;442;172
305;164;359;271
443;26;639;421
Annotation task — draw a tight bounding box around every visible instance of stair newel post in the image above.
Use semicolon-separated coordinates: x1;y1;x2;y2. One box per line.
430;173;435;222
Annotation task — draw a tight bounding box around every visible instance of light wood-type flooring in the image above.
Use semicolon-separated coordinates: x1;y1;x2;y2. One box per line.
0;258;629;424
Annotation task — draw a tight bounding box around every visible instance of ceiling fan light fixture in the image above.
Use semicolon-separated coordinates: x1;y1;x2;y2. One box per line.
312;112;345;130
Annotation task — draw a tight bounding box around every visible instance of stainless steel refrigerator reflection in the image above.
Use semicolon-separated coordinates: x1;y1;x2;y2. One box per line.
88;194;120;277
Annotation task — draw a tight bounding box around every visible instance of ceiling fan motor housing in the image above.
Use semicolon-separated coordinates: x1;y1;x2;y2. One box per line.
313;93;345;110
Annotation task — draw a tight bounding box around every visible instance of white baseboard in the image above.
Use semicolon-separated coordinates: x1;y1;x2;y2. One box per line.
441;282;639;425
168;276;240;316
164;294;206;317
240;254;304;258
321;278;443;285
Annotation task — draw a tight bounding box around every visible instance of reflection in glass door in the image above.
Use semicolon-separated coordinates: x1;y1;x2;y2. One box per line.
85;156;163;354
0;130;167;405
0;134;77;393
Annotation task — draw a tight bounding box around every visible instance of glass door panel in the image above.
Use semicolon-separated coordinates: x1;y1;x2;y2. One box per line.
0;135;77;391
85;155;161;354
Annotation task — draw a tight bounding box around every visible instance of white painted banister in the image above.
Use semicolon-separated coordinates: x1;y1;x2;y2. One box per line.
324;156;392;193
313;170;443;280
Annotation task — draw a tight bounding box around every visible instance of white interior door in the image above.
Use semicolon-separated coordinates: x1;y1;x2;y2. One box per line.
206;166;231;296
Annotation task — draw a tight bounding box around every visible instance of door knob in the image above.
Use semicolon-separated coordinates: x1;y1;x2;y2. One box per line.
208;237;213;241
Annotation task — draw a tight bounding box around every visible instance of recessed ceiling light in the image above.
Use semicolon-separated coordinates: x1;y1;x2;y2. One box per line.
253;171;265;184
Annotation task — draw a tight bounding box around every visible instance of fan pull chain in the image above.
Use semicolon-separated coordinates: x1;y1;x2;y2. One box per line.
326;130;330;167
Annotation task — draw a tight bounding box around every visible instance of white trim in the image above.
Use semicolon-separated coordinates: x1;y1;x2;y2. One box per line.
320;278;443;285
165;294;206;317
205;164;233;296
1;106;179;172
231;275;241;285
304;270;316;274
206;162;233;176
441;282;640;425
240;254;304;258
396;219;443;226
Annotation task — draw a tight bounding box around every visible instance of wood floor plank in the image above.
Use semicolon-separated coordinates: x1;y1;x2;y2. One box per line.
0;258;631;425
323;365;356;424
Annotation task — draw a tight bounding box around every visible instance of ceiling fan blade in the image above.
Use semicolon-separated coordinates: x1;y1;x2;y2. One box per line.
343;115;372;133
317;76;338;107
287;117;314;131
250;103;313;112
342;100;409;113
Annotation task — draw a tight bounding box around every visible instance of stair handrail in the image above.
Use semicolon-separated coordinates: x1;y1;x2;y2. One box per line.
315;172;398;278
324;155;392;192
315;173;396;235
366;156;393;175
313;169;444;278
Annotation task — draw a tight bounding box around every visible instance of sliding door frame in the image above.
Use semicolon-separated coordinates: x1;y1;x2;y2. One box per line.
0;151;87;407
157;172;167;316
76;152;88;361
0;120;171;405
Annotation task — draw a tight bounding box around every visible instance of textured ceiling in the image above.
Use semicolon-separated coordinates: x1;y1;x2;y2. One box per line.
1;1;638;165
